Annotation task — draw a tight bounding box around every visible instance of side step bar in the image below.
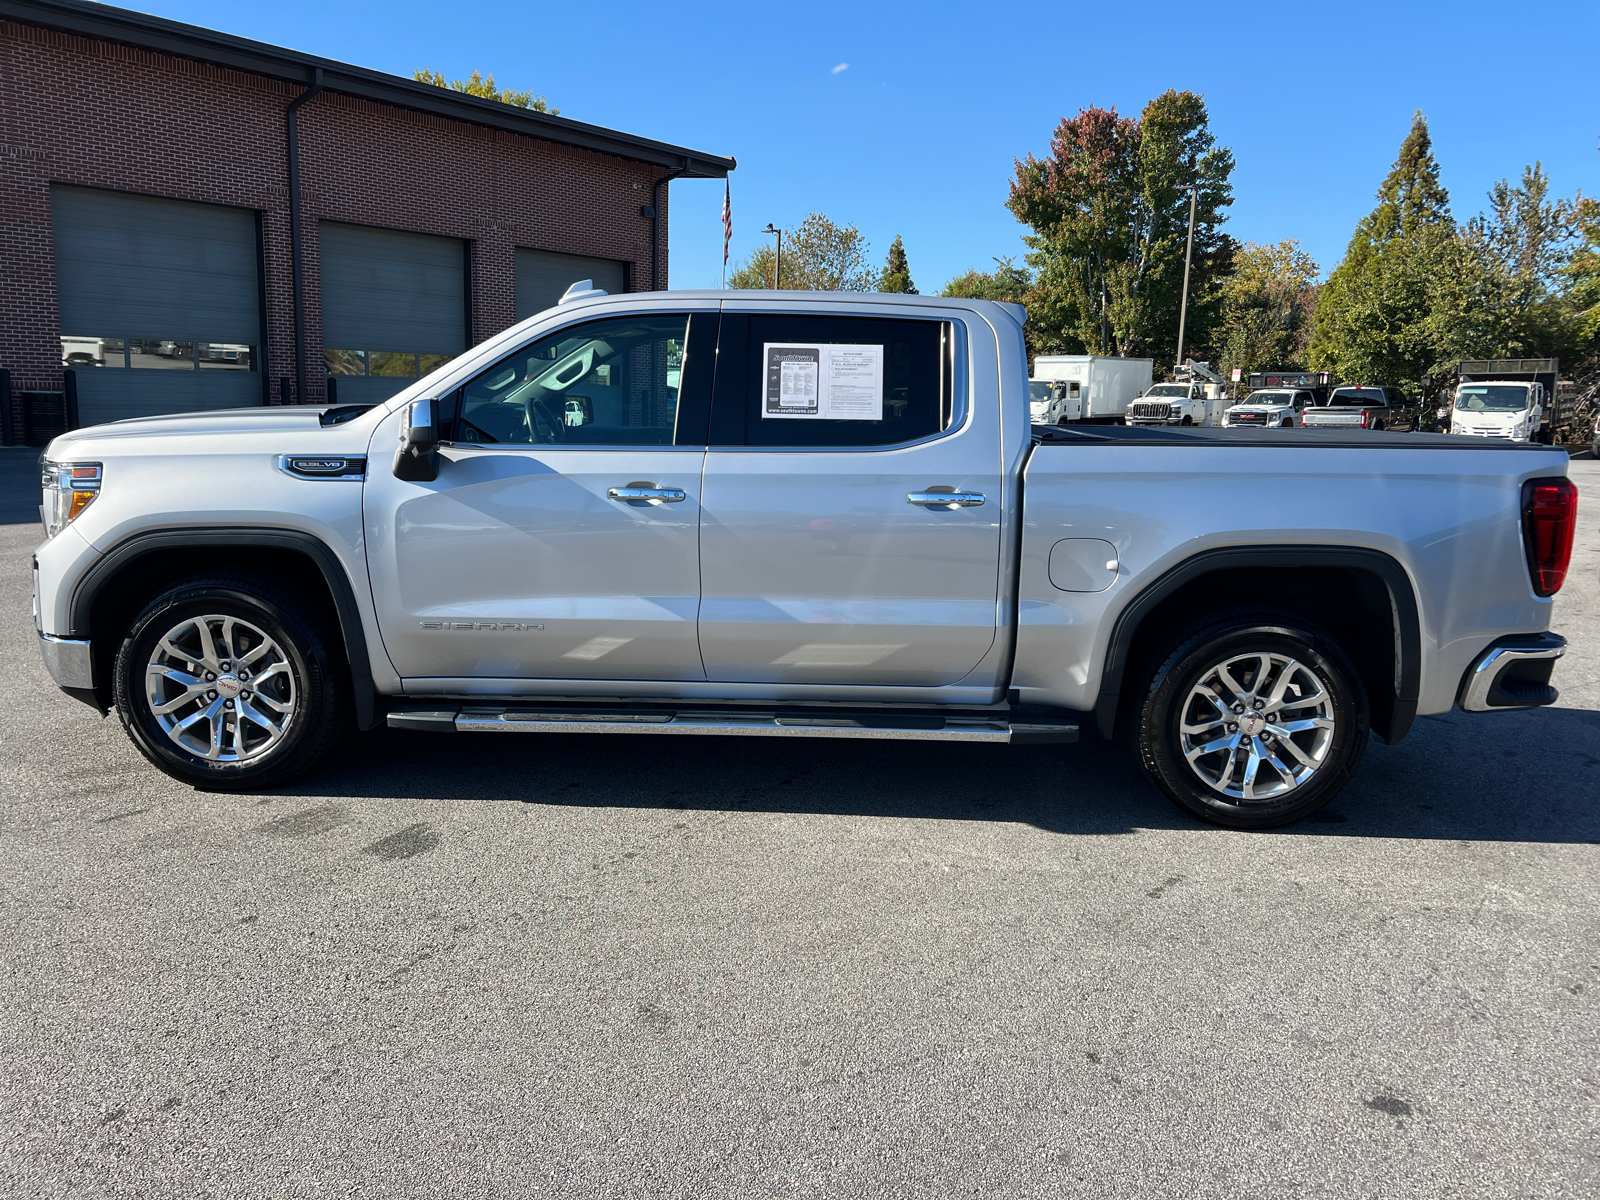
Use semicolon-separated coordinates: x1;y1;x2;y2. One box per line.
387;706;1077;745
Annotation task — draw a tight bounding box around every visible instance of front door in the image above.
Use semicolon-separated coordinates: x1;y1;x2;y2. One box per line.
364;307;716;685
697;310;1003;688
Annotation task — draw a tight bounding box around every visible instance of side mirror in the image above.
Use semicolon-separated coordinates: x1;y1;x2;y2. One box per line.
393;397;440;482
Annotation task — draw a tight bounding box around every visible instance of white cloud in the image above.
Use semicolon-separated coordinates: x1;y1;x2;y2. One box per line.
831;62;849;74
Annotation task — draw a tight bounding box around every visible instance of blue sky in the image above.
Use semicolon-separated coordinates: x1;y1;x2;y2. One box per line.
167;1;1596;289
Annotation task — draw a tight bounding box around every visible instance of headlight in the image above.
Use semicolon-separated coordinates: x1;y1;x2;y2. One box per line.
40;460;101;538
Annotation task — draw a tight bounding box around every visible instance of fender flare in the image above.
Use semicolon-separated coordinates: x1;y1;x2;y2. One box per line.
1092;545;1421;744
70;527;378;730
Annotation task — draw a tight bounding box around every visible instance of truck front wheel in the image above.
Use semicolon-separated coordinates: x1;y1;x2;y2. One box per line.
113;575;349;790
1132;609;1369;829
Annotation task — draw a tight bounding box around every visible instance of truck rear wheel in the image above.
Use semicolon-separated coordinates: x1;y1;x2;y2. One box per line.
1132;609;1369;829
113;575;348;790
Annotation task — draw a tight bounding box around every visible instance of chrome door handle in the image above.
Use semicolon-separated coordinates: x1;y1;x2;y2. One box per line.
907;490;985;508
608;485;687;504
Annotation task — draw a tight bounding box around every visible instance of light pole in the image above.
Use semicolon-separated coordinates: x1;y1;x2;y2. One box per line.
1174;186;1198;370
762;223;782;290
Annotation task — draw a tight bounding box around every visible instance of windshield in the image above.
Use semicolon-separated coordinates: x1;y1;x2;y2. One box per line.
1145;384;1190;398
1239;391;1293;407
1030;381;1052;402
1323;387;1387;407
1455;384;1531;413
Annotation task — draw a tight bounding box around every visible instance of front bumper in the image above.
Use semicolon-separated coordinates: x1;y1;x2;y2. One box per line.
39;633;94;690
1459;632;1565;711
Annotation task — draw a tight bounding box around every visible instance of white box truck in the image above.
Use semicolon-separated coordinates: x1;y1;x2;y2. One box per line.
1030;355;1153;425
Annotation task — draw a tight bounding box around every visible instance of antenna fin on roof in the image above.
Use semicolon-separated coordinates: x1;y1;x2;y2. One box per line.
559;279;608;304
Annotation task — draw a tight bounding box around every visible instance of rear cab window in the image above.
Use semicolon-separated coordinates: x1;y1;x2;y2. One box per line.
1325;387;1388;407
710;313;957;447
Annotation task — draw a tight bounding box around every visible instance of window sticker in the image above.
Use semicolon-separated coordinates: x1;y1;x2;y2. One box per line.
763;343;883;420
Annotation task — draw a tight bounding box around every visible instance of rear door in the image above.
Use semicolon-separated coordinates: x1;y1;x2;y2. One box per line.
697;308;1003;688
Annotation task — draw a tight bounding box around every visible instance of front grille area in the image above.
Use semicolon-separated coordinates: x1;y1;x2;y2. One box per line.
1228;411;1269;426
1128;401;1173;421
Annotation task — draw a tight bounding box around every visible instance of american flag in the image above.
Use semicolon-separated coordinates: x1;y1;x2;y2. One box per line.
721;181;732;286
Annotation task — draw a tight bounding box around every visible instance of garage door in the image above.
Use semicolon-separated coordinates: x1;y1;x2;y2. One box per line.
515;248;627;321
320;222;466;405
51;186;263;426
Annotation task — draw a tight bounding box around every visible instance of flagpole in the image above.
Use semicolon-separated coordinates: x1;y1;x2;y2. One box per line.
721;180;731;290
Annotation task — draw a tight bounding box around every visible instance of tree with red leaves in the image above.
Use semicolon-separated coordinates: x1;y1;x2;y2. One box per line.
1008;91;1235;366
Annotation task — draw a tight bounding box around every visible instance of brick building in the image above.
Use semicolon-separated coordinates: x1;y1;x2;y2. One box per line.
0;0;733;441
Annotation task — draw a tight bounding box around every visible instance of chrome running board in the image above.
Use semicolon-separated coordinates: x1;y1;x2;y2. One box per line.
387;706;1077;745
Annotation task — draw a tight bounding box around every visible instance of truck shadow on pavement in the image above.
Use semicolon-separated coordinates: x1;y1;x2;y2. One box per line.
293;702;1600;844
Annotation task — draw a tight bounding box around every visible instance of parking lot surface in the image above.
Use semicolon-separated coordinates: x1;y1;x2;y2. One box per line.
1;445;1596;1199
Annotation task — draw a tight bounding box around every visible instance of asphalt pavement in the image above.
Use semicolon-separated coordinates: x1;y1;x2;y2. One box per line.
1;443;1596;1199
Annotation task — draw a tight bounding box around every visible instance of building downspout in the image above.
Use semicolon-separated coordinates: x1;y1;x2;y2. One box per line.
649;159;689;291
286;67;323;403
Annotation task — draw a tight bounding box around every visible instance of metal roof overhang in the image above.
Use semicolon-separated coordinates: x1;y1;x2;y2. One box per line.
0;0;735;178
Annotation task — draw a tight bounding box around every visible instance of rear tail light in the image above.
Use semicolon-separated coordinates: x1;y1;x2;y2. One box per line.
1522;478;1578;596
1358;410;1370;429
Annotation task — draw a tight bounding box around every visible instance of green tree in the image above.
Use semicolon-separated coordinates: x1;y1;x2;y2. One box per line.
1455;162;1578;360
878;234;917;293
1216;240;1321;377
1007;90;1236;364
940;257;1032;304
1308;112;1460;388
413;68;558;114
727;213;873;290
1565;197;1600;349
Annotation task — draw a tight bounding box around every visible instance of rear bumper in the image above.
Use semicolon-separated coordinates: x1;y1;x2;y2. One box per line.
1459;632;1565;711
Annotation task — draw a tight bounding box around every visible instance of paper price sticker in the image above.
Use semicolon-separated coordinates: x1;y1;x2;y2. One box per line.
763;343;883;420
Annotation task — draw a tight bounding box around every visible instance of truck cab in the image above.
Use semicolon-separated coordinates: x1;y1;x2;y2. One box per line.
1029;378;1076;425
1222;388;1309;428
1127;382;1212;426
1301;386;1412;430
1450;381;1546;442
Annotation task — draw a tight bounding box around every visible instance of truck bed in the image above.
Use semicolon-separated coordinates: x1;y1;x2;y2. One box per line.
1029;424;1553;451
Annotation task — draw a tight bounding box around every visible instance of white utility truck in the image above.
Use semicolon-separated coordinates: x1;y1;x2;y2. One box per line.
1448;359;1558;444
1030;355;1152;425
1126;359;1229;426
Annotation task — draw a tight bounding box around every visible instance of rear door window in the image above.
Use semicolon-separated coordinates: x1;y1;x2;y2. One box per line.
711;314;954;447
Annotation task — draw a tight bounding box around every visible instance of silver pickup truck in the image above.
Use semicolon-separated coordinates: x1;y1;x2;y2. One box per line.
32;291;1579;829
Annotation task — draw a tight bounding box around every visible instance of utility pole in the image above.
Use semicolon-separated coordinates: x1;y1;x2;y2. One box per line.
763;223;782;289
1174;186;1198;369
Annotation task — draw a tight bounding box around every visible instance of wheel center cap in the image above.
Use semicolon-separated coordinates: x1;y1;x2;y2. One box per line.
216;674;243;698
1237;710;1266;736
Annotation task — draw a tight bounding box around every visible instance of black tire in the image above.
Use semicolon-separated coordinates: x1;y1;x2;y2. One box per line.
1132;608;1369;829
1180;415;1193;426
113;575;349;790
1281;418;1294;428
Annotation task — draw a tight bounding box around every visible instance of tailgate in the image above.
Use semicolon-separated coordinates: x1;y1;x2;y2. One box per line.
1303;409;1366;427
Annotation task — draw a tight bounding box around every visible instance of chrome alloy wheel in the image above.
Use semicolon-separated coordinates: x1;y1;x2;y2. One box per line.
1178;652;1336;802
144;614;296;762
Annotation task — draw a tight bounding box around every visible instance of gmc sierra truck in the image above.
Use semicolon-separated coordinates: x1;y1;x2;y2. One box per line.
1300;386;1418;430
32;289;1578;829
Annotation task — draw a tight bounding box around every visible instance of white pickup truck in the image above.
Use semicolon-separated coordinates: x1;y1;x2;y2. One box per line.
32;290;1578;829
